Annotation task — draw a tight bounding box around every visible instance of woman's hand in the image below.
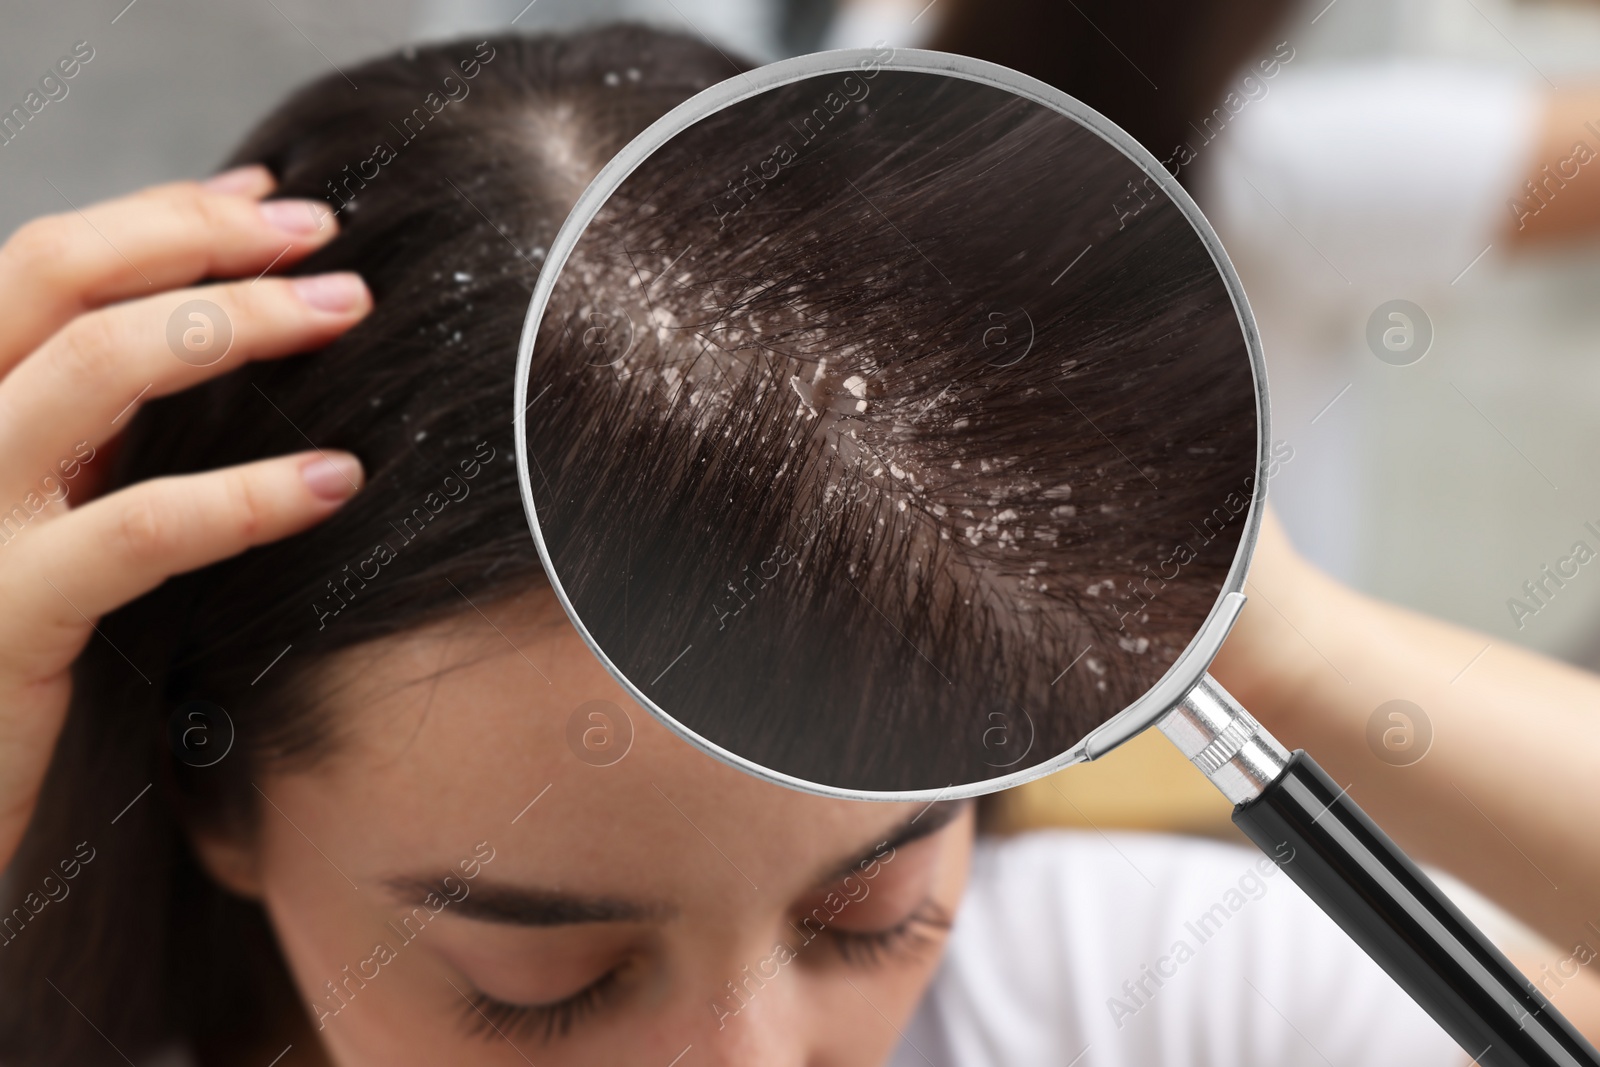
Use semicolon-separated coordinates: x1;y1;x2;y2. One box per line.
1208;505;1333;724
1211;506;1600;1034
0;165;370;870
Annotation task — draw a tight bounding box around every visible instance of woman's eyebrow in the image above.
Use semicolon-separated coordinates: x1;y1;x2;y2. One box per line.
381;877;676;927
817;798;972;885
380;801;971;922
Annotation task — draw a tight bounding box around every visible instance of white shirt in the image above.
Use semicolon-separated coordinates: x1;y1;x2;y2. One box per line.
891;830;1462;1067
1193;63;1546;588
1200;62;1540;290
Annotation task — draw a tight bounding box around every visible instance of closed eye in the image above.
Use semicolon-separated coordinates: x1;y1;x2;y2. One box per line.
457;968;623;1045
825;897;952;966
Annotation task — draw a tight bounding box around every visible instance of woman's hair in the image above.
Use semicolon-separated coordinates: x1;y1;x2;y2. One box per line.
0;26;742;1066
0;24;1254;1064
931;0;1298;184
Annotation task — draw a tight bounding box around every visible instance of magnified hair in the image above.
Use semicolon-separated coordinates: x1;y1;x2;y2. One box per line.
525;67;1257;792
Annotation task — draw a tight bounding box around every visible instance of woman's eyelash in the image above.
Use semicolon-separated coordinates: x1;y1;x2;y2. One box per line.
457;970;620;1045
826;898;953;966
453;900;951;1042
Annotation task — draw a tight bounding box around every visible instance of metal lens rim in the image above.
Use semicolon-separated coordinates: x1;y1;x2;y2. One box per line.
511;46;1270;801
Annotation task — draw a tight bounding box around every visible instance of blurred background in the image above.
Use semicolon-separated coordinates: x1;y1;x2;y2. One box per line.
7;0;1600;940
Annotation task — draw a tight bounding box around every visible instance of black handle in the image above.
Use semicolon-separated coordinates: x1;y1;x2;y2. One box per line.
1232;750;1600;1067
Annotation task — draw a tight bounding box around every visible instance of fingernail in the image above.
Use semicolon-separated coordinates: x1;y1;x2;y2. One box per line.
204;164;271;194
292;272;369;314
301;453;364;501
260;198;332;235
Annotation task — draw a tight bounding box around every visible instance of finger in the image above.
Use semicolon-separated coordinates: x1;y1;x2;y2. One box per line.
0;450;364;684
201;164;277;198
0;448;361;868
0;168;339;368
0;272;370;505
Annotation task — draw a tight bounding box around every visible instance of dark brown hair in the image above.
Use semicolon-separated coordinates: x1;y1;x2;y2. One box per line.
0;26;740;1067
932;0;1297;184
0;25;1255;1065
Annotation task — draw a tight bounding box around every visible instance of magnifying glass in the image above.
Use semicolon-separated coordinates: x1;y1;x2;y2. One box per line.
513;48;1599;1067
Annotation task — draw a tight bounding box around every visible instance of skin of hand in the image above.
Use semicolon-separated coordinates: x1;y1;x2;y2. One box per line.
1211;508;1600;1036
0;166;372;874
1504;88;1600;245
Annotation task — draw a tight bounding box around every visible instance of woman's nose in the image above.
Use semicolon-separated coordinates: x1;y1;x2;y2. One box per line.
698;995;814;1067
691;951;818;1067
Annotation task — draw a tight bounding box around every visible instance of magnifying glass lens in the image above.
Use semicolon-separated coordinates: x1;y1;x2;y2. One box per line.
518;61;1259;795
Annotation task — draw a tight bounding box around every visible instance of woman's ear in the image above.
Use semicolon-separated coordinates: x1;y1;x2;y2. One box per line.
188;824;264;899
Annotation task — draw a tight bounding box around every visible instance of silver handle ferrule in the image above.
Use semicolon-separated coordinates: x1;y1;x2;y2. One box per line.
1158;673;1291;805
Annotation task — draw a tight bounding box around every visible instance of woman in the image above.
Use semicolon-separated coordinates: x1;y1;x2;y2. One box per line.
0;25;1595;1067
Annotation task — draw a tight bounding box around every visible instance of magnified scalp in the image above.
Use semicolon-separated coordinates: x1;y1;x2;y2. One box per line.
529;70;1258;792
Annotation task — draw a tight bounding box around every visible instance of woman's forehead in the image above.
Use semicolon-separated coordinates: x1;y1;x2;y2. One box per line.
275;591;934;897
